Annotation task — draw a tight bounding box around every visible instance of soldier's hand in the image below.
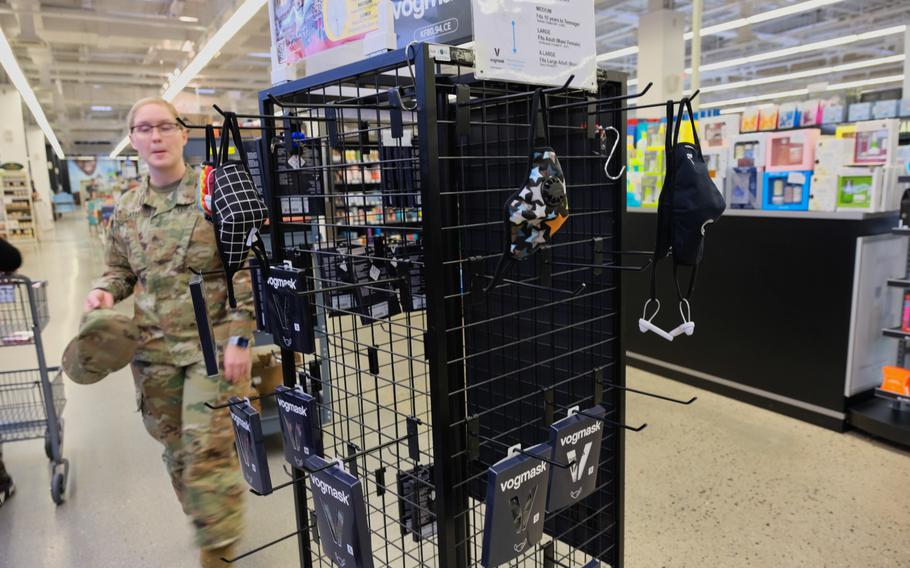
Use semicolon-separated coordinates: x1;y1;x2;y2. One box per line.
84;288;114;311
223;345;251;383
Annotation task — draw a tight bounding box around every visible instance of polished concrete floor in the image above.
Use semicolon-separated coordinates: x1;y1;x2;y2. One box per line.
0;218;908;568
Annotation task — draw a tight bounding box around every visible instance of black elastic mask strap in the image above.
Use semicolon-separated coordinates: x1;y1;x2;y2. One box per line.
218;114;232;167
205;124;216;165
527;89;549;150
684;98;701;153
672;261;698;301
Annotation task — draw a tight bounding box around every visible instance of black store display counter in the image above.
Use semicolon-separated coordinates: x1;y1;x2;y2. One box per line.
622;207;899;433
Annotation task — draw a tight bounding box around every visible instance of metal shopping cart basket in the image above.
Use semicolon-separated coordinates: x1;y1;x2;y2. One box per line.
0;274;69;504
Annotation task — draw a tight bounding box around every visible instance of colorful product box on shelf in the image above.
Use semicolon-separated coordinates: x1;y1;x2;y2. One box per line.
835;167;881;211
821;104;845;124
777;102;799;129
758;106;779;131
699;115;739;149
809;173;838;212
798;99;821;127
765;129;820;172
762;170;812;210
729;133;767;169
896;145;910;176
740;106;760;133
848;102;872;123
901;98;910;117
814;136;853;176
703;148;728;195
872;99;899;119
850;119;900;166
639;174;662;207
728;167;762;209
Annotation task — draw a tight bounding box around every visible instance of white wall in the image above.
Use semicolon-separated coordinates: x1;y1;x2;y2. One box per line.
0;90;28;165
26;127;55;231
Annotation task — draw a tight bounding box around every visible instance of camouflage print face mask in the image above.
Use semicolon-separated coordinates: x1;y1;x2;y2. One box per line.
506;147;568;259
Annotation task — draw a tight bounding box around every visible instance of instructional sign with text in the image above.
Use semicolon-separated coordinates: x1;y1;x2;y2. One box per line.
471;0;596;91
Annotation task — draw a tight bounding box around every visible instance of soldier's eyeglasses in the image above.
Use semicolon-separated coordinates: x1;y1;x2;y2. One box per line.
130;122;182;137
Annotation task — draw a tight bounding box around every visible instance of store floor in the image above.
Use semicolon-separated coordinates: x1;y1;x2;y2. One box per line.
1;218;908;568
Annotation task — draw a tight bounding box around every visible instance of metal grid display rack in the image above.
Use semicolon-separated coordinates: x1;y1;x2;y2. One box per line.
0;274;68;503
229;43;645;568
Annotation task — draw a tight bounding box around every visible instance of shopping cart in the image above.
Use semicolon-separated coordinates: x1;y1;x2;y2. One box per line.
0;274;68;504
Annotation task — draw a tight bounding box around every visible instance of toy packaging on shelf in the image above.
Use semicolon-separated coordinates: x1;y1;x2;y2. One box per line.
758;105;779;131
821;103;845;124
881;366;910;396
729;133;767;169
765;129;820;172
896;145;910;176
835;167;881;211
740;106;760;133
763;170;812;210
809;173;838;212
777;102;799;129
798;99;821;127
703;147;728;194
850;119;899;166
728;167;763;209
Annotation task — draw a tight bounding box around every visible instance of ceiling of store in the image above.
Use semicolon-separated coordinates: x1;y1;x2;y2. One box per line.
0;0;907;156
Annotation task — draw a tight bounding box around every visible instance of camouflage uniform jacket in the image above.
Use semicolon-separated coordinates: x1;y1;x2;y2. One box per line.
93;166;255;366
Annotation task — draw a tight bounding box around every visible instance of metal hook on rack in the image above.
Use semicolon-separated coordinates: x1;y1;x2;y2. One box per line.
466;415;574;469
456;75;576;108
219;528;309;563
590;365;697;405
543;238;652;274
596;126;625;181
542;395;648;433
467;256;587;298
547;81;653;112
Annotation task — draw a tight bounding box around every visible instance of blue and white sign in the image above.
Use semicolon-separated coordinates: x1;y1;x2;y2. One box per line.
391;0;473;47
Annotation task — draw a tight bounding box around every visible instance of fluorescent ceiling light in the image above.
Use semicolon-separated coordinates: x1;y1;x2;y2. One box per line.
683;0;846;40
195;87;216;95
0;26;65;158
73;155;97;160
598;0;848;62
179;16;199;22
691;25;906;73
247;51;272;58
91;105;113;111
111;0;267;158
695;54;905;94
701;74;904;108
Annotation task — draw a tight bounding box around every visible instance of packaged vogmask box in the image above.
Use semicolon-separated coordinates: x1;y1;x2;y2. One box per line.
481;443;551;567
229;397;272;494
547;405;605;512
309;456;374;568
275;385;323;469
263;262;316;354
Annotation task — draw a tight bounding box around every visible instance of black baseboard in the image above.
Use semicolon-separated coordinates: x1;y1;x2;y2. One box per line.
848;397;910;448
629;360;847;432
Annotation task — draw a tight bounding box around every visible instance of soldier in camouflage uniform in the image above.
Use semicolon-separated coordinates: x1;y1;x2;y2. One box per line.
84;98;255;567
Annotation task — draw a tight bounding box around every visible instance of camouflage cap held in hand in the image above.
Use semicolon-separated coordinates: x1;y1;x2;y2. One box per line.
62;308;140;385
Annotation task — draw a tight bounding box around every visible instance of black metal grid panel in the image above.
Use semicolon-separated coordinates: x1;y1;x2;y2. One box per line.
255;44;626;568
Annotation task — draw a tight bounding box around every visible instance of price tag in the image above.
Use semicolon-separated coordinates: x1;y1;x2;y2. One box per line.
369;264;381;281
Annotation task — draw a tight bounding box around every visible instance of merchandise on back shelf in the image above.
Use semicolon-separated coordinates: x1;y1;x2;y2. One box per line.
814;136;853;176
728;167;763;209
640;174;661;207
765;129;820;172
821;103;846;124
881;365;910;396
872;99;899;119
758;105;779;131
878;166;903;211
798;99;821;127
896;145;910;176
777;102;799;129
835;167;882;211
850;119;900;166
762;170;812;210
729;133;767;169
698;115;739;149
702;148;728;195
809;173;838;212
835;123;857;139
740;106;760;133
848;102;872;123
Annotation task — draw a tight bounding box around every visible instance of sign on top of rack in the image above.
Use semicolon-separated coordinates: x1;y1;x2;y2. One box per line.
471;0;597;91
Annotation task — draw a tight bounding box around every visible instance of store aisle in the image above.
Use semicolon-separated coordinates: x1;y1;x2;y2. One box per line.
0;219;908;567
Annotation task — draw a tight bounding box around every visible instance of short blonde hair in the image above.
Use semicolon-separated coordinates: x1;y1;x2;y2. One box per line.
127;97;180;128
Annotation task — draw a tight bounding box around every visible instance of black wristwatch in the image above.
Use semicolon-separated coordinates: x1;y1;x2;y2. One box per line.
228;336;250;349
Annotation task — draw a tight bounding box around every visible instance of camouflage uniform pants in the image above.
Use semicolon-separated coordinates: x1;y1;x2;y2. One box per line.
130;359;251;550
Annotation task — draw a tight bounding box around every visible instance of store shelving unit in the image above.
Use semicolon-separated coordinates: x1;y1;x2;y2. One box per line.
850;223;910;446
2;171;37;244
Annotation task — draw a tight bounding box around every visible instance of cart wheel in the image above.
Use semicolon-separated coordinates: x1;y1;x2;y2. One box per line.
51;471;65;505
